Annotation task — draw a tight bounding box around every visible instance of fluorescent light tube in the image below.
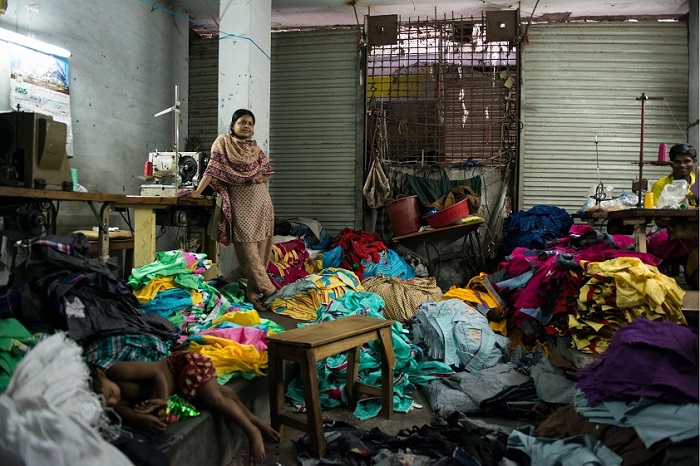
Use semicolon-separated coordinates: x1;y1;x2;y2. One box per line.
0;27;71;58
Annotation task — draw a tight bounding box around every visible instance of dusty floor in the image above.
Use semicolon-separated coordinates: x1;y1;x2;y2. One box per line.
228;387;529;466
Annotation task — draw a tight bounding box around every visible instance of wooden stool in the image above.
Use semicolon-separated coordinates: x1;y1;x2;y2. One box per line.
266;315;396;457
72;229;135;277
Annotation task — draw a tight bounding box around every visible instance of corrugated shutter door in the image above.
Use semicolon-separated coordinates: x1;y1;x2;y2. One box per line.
270;29;363;235
520;22;689;213
188;39;219;152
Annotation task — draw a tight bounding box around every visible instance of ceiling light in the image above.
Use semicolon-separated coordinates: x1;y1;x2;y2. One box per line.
0;27;71;58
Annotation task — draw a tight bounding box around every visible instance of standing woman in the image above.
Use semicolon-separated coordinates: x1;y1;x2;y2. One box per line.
185;109;276;311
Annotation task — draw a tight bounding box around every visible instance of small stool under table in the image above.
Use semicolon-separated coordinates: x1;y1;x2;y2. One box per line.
266;315;396;457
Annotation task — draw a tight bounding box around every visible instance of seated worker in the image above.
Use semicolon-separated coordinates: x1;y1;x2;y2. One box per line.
91;351;279;465
648;143;698;288
651;142;697;207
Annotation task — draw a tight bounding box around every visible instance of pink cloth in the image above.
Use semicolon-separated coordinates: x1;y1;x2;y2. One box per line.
200;326;268;352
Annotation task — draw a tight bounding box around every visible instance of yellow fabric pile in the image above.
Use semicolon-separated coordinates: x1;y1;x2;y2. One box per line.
268;268;363;321
572;256;686;353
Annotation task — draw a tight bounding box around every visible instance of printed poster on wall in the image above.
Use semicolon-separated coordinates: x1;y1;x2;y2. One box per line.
7;42;73;156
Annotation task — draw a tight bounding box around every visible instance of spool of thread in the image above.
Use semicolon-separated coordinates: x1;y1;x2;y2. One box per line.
144;161;153;176
657;143;668;162
70;168;78;192
643;191;654;209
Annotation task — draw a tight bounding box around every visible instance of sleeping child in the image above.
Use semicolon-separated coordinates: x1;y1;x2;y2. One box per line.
90;351;279;465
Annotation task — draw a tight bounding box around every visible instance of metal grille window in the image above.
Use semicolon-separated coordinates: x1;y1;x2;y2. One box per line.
366;15;519;168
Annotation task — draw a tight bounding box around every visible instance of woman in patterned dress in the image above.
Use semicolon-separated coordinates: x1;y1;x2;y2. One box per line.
184;109;276;311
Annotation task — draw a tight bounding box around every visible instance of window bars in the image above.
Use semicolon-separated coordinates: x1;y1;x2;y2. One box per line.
366;13;519;168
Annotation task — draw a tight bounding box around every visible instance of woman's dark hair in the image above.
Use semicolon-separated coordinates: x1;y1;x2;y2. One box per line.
229;109;255;135
669;143;697;161
231;109;255;123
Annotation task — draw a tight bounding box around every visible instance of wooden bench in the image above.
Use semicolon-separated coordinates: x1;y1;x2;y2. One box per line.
266;315;396;457
72;229;134;277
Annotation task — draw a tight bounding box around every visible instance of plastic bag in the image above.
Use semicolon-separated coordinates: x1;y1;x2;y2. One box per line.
656;180;688;208
362;160;391;209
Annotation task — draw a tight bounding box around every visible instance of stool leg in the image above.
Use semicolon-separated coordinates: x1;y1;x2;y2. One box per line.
301;351;325;458
346;346;360;409
267;343;285;437
378;327;395;419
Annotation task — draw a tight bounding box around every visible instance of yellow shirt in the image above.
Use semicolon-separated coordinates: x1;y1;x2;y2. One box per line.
651;172;697;207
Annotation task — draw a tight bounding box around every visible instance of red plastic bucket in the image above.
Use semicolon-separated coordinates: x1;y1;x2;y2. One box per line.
385;195;422;236
422;198;470;228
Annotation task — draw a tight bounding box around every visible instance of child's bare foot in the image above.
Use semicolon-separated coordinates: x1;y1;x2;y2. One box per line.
252;417;280;443
248;430;266;465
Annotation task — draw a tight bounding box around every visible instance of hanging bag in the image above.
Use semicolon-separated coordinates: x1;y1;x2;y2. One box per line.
362;159;391;209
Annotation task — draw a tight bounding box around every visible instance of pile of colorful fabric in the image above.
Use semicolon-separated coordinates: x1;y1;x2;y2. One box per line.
323;228;414;280
266;237;313;290
265;268;363;321
509;318;699;465
488;224;686;352
361;275;441;323
129;250;284;382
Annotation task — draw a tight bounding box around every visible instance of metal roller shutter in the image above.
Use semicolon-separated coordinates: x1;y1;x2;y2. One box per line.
269;29;364;235
187;39;219;152
520;21;689;213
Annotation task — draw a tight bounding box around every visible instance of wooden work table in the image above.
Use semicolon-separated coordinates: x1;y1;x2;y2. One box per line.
572;208;699;252
0;186;217;268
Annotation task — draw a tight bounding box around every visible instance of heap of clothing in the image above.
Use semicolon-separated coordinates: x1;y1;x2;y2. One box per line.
266;228;418;322
0;235;177;344
509;318;699;465
295;414;511;466
488;224;686;352
128;250;284;383
0;333;134;466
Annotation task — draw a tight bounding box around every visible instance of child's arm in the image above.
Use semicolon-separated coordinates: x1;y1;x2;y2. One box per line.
106;360;170;402
114;402;167;434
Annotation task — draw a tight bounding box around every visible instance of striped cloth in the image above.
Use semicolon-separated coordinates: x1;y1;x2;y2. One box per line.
362;276;442;323
82;333;171;369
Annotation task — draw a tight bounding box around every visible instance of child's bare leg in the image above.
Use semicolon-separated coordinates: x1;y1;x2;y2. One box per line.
220;385;280;443
196;382;267;465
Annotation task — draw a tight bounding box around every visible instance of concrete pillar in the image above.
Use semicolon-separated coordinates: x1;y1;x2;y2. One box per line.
217;0;272;279
218;0;271;152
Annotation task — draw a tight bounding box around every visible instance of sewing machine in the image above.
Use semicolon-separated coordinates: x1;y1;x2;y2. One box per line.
140;150;207;197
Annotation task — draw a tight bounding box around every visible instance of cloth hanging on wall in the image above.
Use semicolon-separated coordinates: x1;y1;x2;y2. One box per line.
408;164;482;206
362;160;391;209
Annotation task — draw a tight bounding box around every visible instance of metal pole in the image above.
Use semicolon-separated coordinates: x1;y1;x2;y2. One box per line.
174;85;180;192
635;93;664;208
637;93;646;207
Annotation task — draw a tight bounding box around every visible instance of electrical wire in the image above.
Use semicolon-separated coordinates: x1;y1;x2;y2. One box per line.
136;0;271;61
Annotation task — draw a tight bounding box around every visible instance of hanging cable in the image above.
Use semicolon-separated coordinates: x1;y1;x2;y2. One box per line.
136;0;271;60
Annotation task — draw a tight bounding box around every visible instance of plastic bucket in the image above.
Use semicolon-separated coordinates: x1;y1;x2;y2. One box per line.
422;198;470;228
385;195;422;236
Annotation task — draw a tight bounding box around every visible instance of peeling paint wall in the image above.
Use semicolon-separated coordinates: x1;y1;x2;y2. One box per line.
0;0;189;233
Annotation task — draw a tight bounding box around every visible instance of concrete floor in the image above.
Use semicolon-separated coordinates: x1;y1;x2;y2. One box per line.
228;386;529;466
224;312;532;466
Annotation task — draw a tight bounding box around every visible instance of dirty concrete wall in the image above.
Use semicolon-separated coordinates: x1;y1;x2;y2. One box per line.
0;0;189;233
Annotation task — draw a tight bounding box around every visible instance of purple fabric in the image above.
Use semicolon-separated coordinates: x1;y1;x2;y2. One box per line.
575;318;699;405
